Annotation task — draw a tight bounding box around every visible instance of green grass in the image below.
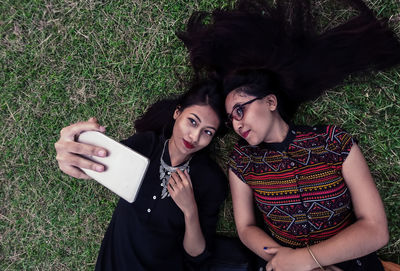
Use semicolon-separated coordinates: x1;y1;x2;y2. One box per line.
1;0;399;269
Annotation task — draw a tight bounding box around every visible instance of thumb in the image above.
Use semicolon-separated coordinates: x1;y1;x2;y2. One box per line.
264;247;279;254
87;117;106;132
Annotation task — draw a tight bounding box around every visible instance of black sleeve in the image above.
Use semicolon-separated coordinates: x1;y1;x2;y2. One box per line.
184;155;228;264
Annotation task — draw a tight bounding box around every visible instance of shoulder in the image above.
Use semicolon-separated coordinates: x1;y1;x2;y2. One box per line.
294;124;356;159
319;125;356;150
294;124;354;142
120;131;159;157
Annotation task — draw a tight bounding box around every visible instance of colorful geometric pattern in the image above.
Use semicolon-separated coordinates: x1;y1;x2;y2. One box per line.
229;125;357;248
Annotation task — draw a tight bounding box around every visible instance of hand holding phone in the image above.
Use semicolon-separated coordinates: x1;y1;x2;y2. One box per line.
77;131;149;203
55;117;108;179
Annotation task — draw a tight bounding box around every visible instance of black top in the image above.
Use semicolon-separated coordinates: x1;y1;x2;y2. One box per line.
95;131;228;271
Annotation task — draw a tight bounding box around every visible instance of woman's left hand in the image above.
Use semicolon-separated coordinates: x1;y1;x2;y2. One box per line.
168;169;197;216
264;247;313;271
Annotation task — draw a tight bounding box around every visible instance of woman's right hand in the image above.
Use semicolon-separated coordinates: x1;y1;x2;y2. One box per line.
54;117;108;179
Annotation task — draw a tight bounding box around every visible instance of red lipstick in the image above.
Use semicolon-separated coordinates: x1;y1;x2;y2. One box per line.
241;130;250;139
183;139;195;149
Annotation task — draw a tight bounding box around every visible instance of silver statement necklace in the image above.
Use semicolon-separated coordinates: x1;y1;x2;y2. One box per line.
160;140;191;199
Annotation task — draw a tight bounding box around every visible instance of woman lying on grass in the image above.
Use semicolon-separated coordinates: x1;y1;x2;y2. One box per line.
55;80;228;271
178;0;400;270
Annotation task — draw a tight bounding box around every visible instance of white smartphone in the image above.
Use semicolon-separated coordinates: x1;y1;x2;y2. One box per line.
77;131;149;203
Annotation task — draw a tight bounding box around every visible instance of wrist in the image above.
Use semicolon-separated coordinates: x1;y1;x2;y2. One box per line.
183;205;198;219
304;246;325;270
298;247;319;270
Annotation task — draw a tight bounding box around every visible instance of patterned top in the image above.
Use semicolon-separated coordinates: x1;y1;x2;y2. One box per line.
228;125;357;248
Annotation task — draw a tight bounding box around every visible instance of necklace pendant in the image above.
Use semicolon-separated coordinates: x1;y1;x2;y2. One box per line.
159;139;191;200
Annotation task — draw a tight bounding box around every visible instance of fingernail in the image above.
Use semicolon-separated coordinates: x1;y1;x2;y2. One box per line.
95;165;104;172
99;126;106;132
98;150;106;157
263;247;268;250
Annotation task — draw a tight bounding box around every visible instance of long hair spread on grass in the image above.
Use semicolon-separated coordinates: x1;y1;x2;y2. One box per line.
177;0;400;121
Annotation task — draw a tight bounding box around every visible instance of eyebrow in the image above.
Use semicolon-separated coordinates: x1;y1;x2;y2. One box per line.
191;113;201;122
190;113;217;131
232;103;242;110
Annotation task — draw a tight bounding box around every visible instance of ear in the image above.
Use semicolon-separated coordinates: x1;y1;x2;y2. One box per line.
173;106;182;120
264;94;278;111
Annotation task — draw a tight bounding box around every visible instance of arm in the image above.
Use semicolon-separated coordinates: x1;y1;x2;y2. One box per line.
305;144;388;265
264;144;388;271
168;169;206;256
54;117;108;179
229;169;281;261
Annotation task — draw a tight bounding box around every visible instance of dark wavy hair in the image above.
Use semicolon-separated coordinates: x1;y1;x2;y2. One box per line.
177;0;400;122
134;79;227;138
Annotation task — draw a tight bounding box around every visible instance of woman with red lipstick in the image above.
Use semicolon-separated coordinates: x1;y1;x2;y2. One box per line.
55;80;231;270
178;0;400;270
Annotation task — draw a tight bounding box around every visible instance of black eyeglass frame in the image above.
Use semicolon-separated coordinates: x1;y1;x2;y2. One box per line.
225;97;262;127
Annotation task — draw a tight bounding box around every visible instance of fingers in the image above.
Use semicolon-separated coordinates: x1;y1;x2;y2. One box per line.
88;117;97;123
55;140;107;157
56;150;105;172
183;169;192;187
170;172;184;190
264;247;277;271
168;169;193;193
175;169;192;186
58;165;92;179
264;247;279;254
55;118;108;179
60;118;106;141
55;139;107;171
265;262;274;271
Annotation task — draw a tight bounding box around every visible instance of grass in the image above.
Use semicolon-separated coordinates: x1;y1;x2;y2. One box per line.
1;0;399;269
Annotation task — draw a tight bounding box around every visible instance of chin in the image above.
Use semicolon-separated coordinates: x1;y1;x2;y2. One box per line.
246;137;261;146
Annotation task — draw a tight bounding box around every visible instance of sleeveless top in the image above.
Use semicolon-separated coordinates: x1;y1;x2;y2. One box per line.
228;125;356;247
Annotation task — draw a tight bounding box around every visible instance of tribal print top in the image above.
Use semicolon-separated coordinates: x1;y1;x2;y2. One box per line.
228;125;357;248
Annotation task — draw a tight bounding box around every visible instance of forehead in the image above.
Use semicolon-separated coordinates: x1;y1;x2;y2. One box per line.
181;104;220;128
225;91;255;112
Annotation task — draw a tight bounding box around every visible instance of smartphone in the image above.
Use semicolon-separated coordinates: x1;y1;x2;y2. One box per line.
77;131;149;203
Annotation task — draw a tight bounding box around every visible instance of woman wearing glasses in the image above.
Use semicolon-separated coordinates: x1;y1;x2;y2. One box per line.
179;0;400;270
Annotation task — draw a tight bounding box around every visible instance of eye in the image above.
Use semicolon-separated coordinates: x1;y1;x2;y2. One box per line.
188;118;197;126
235;106;244;118
204;130;214;137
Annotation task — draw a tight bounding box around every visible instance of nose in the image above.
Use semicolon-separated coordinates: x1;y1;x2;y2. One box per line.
232;119;243;132
190;128;201;144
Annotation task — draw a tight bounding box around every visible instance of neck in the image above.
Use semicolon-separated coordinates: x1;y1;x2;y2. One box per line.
168;138;190;167
264;115;289;143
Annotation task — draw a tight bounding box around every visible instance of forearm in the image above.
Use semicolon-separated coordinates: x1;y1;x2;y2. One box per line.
308;144;390;268
238;225;281;261
306;219;388;268
183;207;206;257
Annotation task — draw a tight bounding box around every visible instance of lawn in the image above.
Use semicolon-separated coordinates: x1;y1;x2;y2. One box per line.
1;0;399;270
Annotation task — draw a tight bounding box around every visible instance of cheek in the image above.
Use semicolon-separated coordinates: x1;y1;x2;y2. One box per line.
172;120;185;138
177;119;189;131
245;106;264;126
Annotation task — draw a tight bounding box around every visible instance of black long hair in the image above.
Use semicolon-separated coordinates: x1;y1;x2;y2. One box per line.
134;79;227;137
177;0;400;122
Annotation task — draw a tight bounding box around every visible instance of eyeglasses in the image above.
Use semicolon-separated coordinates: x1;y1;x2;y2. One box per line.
226;97;262;127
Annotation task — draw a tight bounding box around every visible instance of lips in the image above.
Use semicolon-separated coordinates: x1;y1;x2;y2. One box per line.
241;130;250;139
183;139;195;149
